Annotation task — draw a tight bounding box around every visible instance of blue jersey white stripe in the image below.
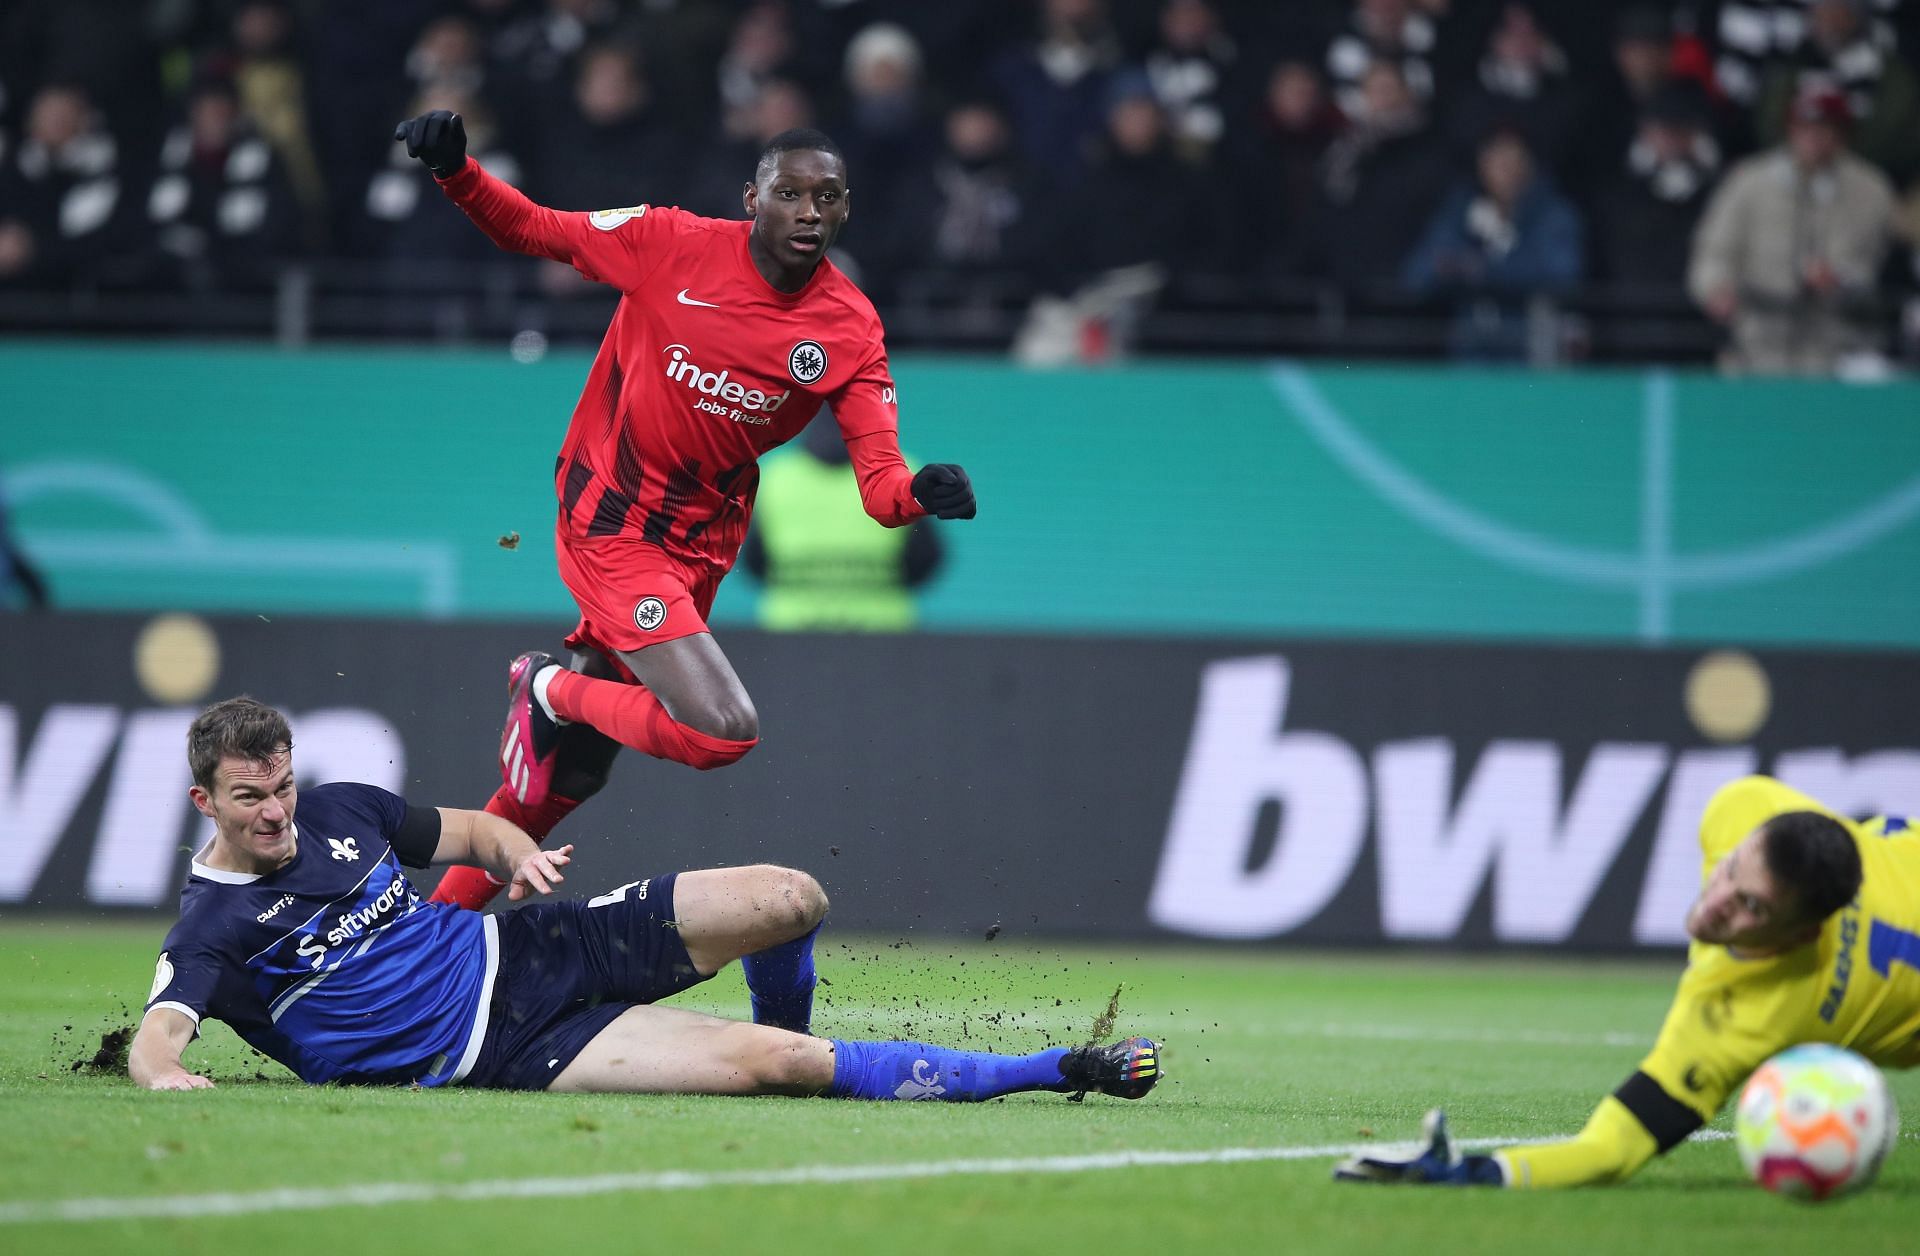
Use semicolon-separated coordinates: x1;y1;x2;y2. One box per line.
450;916;498;1083
144;782;495;1087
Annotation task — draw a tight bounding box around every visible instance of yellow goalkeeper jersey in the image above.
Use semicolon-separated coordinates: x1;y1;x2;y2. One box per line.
1644;776;1920;1118
1499;775;1920;1188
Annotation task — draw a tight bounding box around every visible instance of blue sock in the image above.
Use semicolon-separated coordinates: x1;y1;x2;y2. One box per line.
741;922;820;1033
827;1039;1071;1102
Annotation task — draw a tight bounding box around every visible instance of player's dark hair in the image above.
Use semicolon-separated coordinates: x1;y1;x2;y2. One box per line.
1761;811;1862;926
755;128;846;182
188;696;293;790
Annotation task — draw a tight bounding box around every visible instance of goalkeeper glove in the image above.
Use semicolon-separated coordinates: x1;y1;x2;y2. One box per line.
911;464;976;519
1331;1109;1506;1186
393;110;468;178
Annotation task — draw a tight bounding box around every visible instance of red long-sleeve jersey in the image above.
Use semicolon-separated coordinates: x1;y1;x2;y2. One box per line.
437;158;923;574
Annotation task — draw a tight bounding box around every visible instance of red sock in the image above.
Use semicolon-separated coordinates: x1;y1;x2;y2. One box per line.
429;786;586;910
546;670;757;770
429;864;508;912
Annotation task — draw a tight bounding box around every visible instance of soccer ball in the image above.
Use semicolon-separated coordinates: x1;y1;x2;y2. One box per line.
1735;1043;1898;1202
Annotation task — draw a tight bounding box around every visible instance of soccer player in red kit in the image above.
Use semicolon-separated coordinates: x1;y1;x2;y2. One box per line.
393;111;977;916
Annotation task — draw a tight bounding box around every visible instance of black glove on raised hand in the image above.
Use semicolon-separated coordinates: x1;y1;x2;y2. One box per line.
392;110;468;178
911;464;976;520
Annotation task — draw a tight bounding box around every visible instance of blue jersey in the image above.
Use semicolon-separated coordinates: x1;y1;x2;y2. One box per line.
143;782;497;1086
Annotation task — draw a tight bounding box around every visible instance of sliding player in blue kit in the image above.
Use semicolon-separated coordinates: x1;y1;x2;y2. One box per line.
129;697;1160;1102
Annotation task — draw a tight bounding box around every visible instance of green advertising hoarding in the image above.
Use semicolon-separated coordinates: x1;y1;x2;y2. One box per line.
4;341;1917;647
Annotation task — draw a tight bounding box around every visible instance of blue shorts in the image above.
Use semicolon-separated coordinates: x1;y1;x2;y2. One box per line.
462;873;707;1090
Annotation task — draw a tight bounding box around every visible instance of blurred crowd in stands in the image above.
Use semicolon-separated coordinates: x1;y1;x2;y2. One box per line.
4;0;1920;371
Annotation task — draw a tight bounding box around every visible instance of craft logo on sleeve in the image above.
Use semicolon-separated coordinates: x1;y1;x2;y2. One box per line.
787;340;827;385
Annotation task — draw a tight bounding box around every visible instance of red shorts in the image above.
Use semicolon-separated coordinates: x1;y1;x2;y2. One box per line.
555;534;724;671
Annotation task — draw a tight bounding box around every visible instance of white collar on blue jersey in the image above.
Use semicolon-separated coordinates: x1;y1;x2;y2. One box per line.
190;820;301;884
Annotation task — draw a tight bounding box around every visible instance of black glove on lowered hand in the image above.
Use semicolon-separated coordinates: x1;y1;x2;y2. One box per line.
911;464;976;520
1332;1110;1506;1186
393;110;468;178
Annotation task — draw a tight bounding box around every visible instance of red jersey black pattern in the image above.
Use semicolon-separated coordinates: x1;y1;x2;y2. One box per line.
438;159;924;574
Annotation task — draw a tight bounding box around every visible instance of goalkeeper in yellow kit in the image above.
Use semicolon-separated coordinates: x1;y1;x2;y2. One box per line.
1336;775;1920;1188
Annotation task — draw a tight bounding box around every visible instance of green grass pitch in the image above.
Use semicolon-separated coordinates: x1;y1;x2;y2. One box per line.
3;919;1916;1255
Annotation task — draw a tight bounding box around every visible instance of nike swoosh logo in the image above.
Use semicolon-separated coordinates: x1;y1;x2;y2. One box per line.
676;289;721;308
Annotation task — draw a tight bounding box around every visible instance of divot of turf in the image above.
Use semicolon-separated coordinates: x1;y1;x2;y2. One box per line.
1087;985;1123;1045
72;1026;132;1075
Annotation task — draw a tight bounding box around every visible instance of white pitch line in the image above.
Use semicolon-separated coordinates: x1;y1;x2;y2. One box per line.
0;1131;1734;1226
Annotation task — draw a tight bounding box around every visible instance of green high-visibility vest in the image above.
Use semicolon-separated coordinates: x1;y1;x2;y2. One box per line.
755;450;917;631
